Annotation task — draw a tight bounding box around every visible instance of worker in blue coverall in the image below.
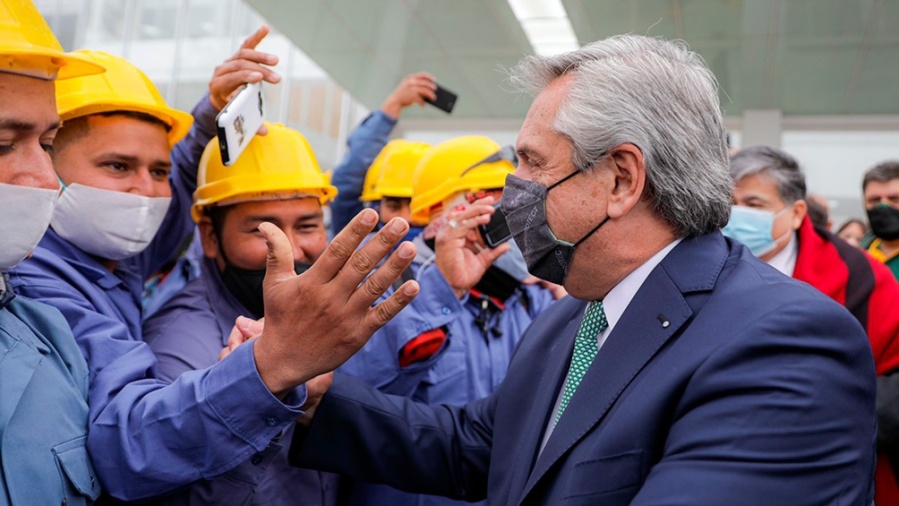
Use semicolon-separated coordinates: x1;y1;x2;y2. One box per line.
330;71;436;234
337;135;565;506
142;123;341;505
0;2;106;504
9;30;422;504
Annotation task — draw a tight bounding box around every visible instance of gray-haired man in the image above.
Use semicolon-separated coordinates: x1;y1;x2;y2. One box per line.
288;35;876;505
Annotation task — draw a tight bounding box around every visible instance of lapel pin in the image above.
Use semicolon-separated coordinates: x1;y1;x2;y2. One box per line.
657;314;670;328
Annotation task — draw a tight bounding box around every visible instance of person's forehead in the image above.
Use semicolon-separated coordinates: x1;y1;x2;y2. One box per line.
517;76;572;151
233;196;323;215
0;73;58;124
735;173;782;198
865;179;899;194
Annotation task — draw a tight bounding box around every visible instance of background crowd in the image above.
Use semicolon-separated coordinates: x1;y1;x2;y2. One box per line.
3;0;899;505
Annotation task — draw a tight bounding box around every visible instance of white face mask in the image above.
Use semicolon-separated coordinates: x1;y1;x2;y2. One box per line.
51;183;172;261
0;182;60;271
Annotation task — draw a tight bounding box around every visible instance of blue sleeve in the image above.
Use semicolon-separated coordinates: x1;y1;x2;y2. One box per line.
143;303;224;383
291;373;494;501
339;264;459;396
136;94;218;279
329;111;397;235
521;284;557;318
16;276;305;501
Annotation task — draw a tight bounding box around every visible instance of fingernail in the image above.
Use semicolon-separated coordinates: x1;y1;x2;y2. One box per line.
361;210;377;225
398;242;415;259
236;316;250;329
403;282;418;296
390;218;406;233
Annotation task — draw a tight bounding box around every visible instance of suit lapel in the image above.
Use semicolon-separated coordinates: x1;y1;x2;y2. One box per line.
506;299;587;502
521;269;691;500
517;234;728;503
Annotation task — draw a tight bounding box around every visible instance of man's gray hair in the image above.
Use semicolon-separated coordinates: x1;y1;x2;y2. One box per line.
730;146;806;204
508;34;731;237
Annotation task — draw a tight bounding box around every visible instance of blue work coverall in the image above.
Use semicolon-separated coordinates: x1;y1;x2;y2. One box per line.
0;275;99;505
330;110;396;235
142;256;340;505
337;236;556;506
9;95;305;503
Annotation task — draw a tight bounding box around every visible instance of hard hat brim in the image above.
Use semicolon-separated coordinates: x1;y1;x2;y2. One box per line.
1;49;106;80
60;100;194;146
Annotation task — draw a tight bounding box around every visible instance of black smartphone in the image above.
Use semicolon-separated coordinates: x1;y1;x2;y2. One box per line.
479;203;512;248
425;83;457;114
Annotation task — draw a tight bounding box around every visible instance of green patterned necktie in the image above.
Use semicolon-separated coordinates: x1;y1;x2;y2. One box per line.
555;301;608;426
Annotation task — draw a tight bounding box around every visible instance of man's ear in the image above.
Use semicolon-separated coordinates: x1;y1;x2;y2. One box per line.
198;217;219;260
605;143;646;219
791;199;808;231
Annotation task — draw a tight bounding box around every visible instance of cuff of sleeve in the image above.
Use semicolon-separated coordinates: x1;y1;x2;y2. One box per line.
193;91;220;138
204;340;306;451
363;110;398;136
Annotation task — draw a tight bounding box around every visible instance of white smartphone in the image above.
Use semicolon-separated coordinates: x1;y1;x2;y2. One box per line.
215;82;264;166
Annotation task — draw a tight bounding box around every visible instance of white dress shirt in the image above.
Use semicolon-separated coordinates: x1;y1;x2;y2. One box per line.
766;231;798;277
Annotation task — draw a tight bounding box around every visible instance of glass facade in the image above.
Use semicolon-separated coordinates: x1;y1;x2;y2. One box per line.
35;0;370;169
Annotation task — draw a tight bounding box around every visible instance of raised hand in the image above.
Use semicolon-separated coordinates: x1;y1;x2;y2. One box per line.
434;196;511;299
380;71;438;119
253;209;420;397
208;25;281;118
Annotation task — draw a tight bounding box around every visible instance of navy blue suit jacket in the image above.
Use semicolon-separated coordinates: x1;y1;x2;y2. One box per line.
292;232;876;505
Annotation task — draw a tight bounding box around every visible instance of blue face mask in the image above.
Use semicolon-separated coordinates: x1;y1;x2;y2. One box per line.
491;238;529;282
722;205;788;257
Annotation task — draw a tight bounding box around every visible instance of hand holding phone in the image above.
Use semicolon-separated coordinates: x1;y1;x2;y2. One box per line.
215;82;264;166
479;202;512;248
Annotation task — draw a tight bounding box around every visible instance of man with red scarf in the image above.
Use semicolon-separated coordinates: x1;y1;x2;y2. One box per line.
723;145;899;505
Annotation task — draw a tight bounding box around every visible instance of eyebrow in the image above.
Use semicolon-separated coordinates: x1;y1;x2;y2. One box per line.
93;152;172;169
516;146;538;160
0;118;62;134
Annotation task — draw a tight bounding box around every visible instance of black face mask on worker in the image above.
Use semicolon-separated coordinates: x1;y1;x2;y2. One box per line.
220;261;313;319
867;204;899;241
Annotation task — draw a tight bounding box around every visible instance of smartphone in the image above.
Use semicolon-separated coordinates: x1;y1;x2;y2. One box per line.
215;82;264;166
425;83;457;114
480;203;512;248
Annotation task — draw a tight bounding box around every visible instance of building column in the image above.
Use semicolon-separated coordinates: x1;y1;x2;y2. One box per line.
740;109;782;148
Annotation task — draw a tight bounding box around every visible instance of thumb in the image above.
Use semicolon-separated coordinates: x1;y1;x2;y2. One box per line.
259;222;296;286
479;242;511;266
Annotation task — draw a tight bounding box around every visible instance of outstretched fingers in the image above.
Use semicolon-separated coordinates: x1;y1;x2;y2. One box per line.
332;214;411;292
308;209;381;283
350;239;418;308
240;25;270;51
366;278;420;333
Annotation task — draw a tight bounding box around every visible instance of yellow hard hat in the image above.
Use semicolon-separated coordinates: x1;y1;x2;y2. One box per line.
360;156;384;203
410;136;515;223
55;50;193;146
373;139;430;199
0;0;104;80
192;122;338;222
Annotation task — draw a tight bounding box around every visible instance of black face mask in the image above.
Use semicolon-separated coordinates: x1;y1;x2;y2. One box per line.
867;204;899;241
220;261;313;318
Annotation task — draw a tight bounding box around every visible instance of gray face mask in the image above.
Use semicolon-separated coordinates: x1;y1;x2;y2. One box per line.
500;172;609;285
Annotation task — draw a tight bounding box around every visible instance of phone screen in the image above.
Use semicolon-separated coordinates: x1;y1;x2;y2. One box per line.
480;203;512;248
